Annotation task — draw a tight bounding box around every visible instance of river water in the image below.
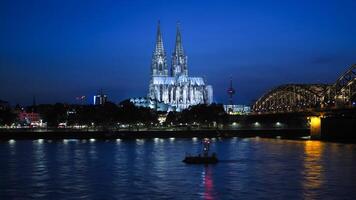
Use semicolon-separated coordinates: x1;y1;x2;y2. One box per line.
1;138;356;199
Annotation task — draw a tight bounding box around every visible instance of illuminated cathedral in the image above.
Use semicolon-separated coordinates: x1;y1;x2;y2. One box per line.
147;22;213;111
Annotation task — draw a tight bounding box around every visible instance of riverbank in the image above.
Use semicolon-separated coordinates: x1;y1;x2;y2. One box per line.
0;129;309;140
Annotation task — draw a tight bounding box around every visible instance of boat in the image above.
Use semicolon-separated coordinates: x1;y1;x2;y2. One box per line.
183;138;218;164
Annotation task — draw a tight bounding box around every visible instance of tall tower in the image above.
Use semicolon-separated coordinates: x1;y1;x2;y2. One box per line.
151;21;168;76
171;22;188;77
227;77;235;105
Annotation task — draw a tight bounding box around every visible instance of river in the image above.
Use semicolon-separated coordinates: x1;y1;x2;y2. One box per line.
1;137;356;199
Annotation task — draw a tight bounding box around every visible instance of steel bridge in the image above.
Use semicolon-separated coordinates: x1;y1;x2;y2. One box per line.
253;64;356;113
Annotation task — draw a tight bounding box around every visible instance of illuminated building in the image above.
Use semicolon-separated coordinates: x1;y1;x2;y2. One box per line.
93;93;107;105
157;113;168;123
148;22;213;111
223;104;251;115
18;111;40;123
18;111;45;127
129;97;172;112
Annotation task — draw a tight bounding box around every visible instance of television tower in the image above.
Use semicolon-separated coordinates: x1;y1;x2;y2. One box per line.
227;77;235;105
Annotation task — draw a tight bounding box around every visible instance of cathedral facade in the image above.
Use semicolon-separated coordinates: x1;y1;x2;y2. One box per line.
148;22;213;111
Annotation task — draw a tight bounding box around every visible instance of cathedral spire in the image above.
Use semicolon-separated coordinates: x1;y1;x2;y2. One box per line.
173;22;184;56
155;20;165;55
151;21;168;76
171;22;188;77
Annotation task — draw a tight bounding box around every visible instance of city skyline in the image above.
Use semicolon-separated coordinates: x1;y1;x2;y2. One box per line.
0;2;356;199
1;0;356;105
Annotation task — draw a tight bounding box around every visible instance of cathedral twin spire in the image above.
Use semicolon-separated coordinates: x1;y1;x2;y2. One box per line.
151;21;168;76
151;21;188;77
154;21;165;55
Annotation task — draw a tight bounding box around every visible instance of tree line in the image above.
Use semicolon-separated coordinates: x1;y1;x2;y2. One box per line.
0;100;227;128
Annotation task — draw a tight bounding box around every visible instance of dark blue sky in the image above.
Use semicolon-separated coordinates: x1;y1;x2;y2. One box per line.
1;0;356;105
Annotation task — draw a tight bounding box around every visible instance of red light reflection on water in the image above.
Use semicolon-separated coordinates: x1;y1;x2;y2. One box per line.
202;166;214;200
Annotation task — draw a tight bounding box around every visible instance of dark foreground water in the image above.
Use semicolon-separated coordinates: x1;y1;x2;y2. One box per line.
1;138;356;199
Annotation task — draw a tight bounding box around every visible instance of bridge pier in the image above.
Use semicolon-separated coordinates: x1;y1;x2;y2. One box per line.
309;116;321;139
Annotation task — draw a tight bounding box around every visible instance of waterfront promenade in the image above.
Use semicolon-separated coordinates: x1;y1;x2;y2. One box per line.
0;128;309;140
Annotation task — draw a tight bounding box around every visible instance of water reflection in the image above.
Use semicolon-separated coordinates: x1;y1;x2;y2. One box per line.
303;141;324;199
31;140;49;198
8;140;16;155
136;139;144;145
1;139;356;199
202;166;215;200
88;140;98;160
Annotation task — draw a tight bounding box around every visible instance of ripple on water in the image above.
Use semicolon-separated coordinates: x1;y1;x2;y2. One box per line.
0;139;356;199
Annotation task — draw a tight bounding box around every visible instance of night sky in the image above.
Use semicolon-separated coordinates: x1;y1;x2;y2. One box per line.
1;0;356;106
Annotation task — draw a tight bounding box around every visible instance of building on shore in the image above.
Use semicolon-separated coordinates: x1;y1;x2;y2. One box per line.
93;92;107;105
18;111;40;123
130;97;171;112
17;111;46;127
224;104;251;115
147;22;213;111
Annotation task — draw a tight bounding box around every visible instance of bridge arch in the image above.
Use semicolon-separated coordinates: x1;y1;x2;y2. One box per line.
253;64;356;113
333;64;356;106
253;84;329;113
